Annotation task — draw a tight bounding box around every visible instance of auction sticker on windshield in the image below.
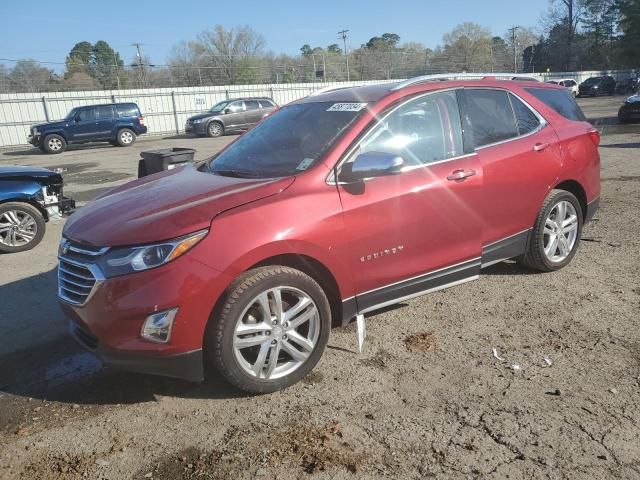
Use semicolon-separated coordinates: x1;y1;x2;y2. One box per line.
327;103;367;112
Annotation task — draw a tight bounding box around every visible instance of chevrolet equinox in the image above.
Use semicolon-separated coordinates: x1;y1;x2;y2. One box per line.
58;76;600;393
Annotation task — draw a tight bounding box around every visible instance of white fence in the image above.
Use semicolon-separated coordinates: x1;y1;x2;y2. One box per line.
0;80;394;148
0;70;636;149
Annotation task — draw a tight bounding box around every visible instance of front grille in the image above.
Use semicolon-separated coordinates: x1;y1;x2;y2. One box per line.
58;257;99;305
57;239;107;305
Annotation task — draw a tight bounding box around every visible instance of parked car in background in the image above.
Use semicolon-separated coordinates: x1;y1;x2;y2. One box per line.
547;78;578;97
511;76;541;82
615;77;639;95
0;166;74;252
578;76;616;97
59;77;600;393
28;103;147;154
185;98;278;137
618;94;640;123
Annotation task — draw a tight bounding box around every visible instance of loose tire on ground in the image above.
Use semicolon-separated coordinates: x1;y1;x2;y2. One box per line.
207;266;331;394
116;128;136;147
0;202;46;253
42;134;66;154
518;189;583;272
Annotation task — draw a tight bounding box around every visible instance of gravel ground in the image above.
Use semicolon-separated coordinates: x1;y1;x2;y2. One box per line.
0;97;639;479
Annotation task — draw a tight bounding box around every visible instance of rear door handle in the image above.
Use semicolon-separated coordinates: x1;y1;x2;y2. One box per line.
447;169;476;181
533;142;549;152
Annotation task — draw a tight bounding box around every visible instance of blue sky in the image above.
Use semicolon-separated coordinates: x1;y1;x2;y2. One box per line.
0;0;548;71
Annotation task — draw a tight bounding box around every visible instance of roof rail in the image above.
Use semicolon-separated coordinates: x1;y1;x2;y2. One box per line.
308;84;359;97
389;73;530;91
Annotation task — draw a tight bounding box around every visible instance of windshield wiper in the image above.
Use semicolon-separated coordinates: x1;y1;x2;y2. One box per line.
212;168;264;179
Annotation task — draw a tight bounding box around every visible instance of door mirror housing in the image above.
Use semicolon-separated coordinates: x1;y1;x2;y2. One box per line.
74;114;82;123
338;151;405;183
223;108;231;114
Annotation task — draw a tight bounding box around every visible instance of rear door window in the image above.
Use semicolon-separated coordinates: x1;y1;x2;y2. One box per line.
259;99;274;109
524;87;586;121
95;105;115;120
464;89;518;147
245;100;260;110
509;94;541;135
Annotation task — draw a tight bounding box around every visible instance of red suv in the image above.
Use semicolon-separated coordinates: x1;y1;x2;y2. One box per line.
58;76;600;393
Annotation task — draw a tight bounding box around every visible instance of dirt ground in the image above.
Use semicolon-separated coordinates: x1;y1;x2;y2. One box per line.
0;97;639;479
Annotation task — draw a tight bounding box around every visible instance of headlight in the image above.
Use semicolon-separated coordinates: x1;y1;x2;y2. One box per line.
33;128;38;135
99;229;208;277
191;118;203;124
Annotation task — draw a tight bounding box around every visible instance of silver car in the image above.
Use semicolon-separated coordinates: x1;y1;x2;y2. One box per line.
185;98;278;137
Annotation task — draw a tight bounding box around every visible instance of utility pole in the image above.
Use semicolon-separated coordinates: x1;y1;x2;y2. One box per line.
112;51;121;90
508;26;519;73
132;43;145;88
338;29;350;81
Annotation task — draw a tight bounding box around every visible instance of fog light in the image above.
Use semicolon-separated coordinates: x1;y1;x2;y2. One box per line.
141;308;178;344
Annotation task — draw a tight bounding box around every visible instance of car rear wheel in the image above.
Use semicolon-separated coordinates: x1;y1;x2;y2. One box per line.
519;189;583;272
42;134;66;154
0;202;46;253
206;121;223;138
207;266;331;393
116;128;136;147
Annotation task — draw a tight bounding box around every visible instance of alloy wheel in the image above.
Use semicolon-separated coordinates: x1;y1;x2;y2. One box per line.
209;123;222;136
543;200;578;263
233;286;320;380
120;131;134;144
0;210;38;247
48;137;63;151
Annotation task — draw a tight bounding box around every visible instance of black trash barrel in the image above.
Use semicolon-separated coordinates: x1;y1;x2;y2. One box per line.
138;148;196;178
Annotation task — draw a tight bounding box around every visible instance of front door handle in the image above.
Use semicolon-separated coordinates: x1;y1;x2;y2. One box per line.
533;142;549;152
447;169;476;181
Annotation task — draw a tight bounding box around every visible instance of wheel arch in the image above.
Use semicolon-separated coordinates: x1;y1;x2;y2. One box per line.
553;180;587;219
0;196;49;221
42;130;68;142
250;253;343;327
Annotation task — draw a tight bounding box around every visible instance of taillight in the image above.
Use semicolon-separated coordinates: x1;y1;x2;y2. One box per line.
139;116;145;125
587;128;600;146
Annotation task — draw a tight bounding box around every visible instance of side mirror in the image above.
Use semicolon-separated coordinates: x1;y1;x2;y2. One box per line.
338;151;404;183
74;114;82;123
223;108;231;114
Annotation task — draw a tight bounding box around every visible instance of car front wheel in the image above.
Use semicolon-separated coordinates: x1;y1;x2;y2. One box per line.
206;121;224;138
0;202;46;253
42;134;66;154
519;189;583;272
207;266;331;393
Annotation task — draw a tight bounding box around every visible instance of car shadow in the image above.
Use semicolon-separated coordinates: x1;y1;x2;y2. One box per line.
481;260;537;276
2;143;115;157
0;268;248;407
601;142;640;148
0;259;536;407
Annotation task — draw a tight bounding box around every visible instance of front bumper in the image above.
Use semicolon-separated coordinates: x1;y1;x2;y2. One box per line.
58;247;233;382
185;122;206;135
28;134;41;146
69;321;204;381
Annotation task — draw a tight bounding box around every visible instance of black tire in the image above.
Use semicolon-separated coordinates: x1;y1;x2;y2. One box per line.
42;134;66;154
206;121;224;138
618;111;629;124
116;128;136;147
0;202;46;253
518;189;583;272
207;266;331;394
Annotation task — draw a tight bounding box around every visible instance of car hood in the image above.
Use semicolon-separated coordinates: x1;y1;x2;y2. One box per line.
63;165;295;247
0;165;61;183
33;120;67;130
625;94;640;104
188;113;217;121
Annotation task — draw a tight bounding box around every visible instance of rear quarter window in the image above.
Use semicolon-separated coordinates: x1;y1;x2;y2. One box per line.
525;88;586;121
116;104;140;117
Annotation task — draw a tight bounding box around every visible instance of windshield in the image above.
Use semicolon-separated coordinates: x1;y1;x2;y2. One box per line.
583;77;602;85
209;101;231;113
207;102;365;178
